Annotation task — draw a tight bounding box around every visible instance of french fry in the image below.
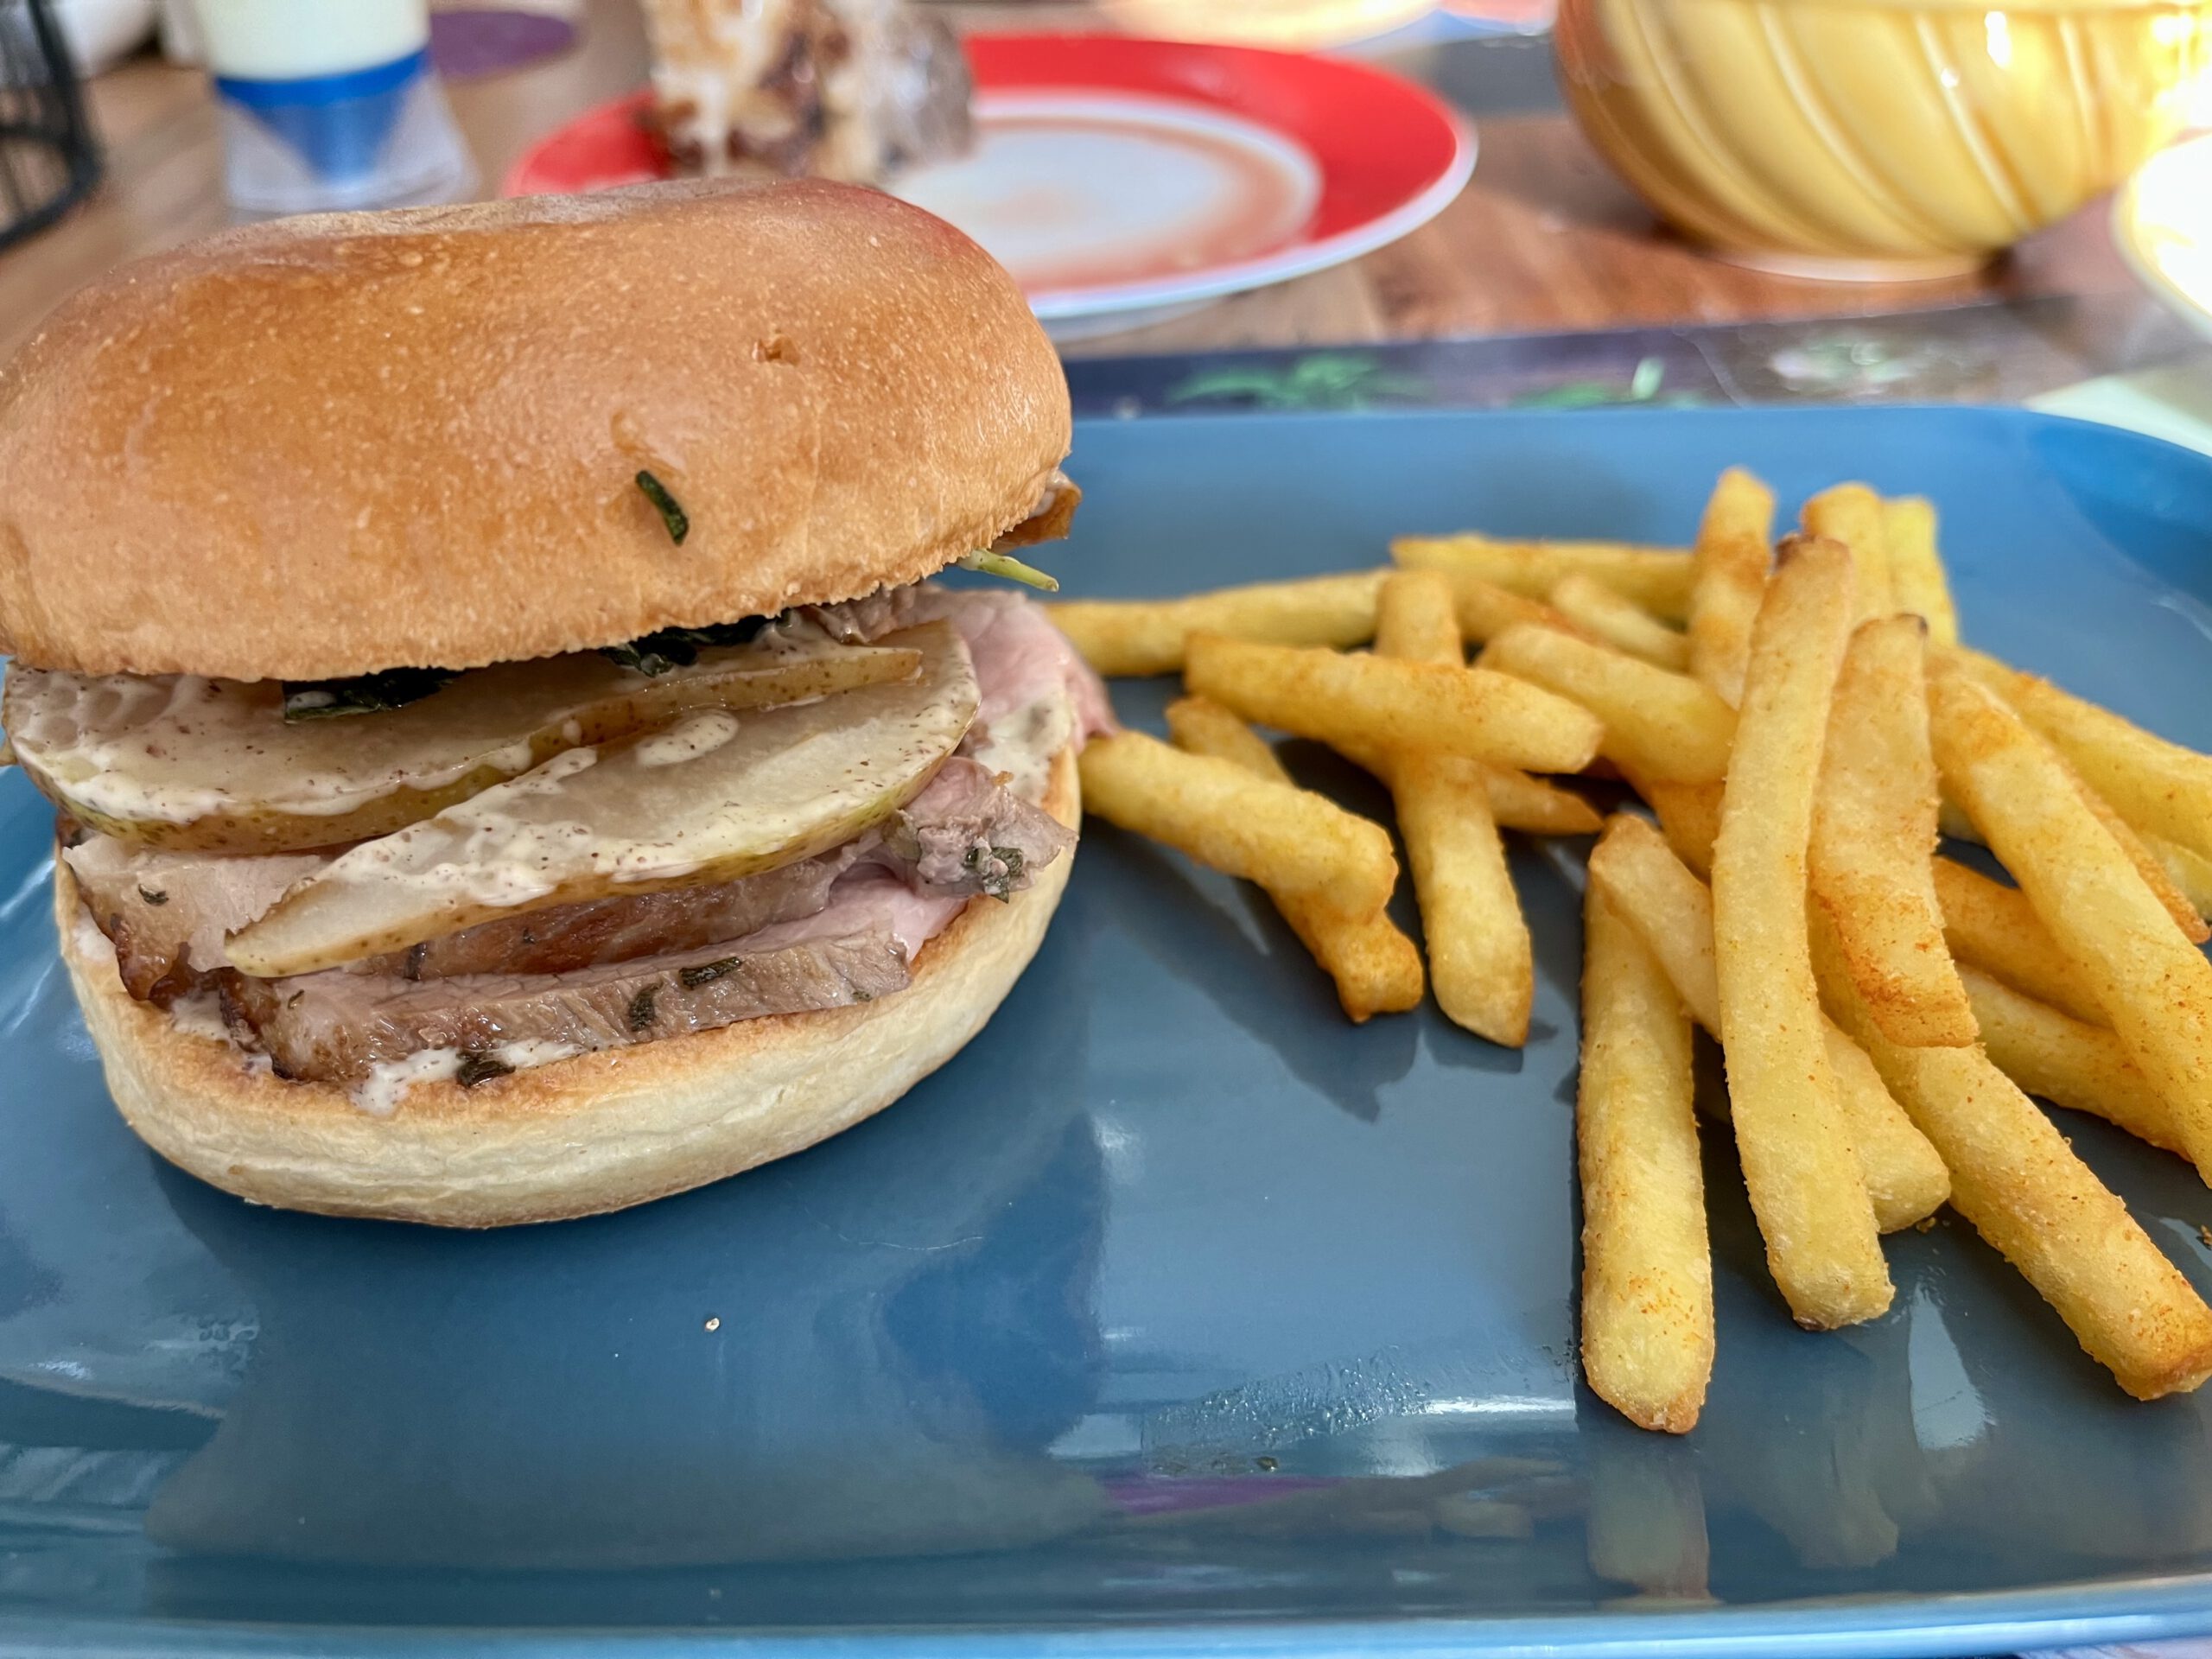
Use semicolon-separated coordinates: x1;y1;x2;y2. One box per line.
1814;911;2212;1401
1395;752;1530;1044
1711;536;1893;1328
1947;647;2212;867
1046;571;1387;677
1579;881;1713;1433
1931;857;2107;1027
1686;467;1773;707
1582;817;1726;1035
1374;568;1462;664
1809;615;1976;1047
1549;573;1689;670
1880;496;1958;648
1937;796;1980;845
2068;760;2209;944
1341;735;1602;837
1484;769;1604;837
1164;697;1424;1022
2151;833;2212;919
1161;695;1282;781
1961;964;2188;1163
1078;731;1397;916
1478;626;1736;785
1374;572;1532;1045
1184;632;1603;775
1393;535;1694;620
1588;815;1948;1232
1802;483;1896;621
1428;569;1584;646
1623;769;1722;879
1819;1028;1952;1236
1928;666;2212;1185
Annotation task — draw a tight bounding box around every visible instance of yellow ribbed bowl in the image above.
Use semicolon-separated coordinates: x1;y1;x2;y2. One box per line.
1555;0;2212;276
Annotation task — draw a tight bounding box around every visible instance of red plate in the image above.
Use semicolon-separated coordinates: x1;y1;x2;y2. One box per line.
505;34;1473;329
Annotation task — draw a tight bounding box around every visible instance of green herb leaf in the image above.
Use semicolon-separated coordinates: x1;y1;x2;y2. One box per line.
636;470;690;545
626;985;659;1033
137;887;168;907
986;844;1026;901
678;957;742;988
454;1052;514;1089
282;666;457;722
600;615;771;677
957;550;1058;593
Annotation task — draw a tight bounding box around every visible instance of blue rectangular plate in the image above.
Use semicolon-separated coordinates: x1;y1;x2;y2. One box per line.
3;408;2212;1656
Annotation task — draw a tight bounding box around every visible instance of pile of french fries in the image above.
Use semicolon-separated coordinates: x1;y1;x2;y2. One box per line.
1053;469;2212;1432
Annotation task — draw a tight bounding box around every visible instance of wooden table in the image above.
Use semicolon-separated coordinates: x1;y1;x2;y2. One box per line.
0;0;2143;365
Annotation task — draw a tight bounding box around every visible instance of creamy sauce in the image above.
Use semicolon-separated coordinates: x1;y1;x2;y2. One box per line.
970;696;1075;804
348;1038;585;1116
72;911;118;966
491;1039;585;1071
166;992;231;1043
2;639;891;829
635;709;741;768
229;624;978;963
352;1048;461;1117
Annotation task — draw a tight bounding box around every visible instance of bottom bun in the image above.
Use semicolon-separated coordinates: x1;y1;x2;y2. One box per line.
59;747;1079;1228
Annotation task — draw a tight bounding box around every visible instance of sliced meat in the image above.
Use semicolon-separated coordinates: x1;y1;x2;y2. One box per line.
798;587;1114;753
226;921;911;1084
875;756;1074;900
337;758;1069;979
70;750;1068;999
65;835;327;1000
351;842;865;980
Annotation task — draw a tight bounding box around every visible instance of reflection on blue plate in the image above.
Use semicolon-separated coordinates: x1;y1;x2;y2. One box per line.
1;409;2211;1654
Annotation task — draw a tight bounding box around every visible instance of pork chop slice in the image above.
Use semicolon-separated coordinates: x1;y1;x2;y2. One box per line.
64;836;327;1001
225;912;912;1084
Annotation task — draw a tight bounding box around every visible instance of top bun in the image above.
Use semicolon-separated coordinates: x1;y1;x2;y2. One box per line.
0;180;1070;680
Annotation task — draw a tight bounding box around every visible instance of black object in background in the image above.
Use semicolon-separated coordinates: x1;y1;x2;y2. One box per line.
0;0;99;251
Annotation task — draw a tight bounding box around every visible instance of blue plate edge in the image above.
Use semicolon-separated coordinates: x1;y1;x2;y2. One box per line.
10;401;2212;1657
3;1573;2210;1659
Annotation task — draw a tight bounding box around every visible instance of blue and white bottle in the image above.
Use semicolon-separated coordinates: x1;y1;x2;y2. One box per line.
200;0;474;213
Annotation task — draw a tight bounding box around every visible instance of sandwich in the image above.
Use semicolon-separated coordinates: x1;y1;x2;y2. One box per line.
0;177;1107;1228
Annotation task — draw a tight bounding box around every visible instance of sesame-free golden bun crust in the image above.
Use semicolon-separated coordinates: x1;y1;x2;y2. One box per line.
58;748;1077;1227
0;179;1071;679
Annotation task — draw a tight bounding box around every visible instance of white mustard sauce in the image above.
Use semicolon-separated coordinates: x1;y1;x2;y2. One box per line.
352;1049;461;1116
969;696;1074;805
491;1039;585;1071
2;641;882;829
166;992;232;1043
348;1039;586;1116
634;709;741;768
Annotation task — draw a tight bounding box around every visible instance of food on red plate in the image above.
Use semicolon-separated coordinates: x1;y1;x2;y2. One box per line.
640;0;973;184
0;178;1106;1228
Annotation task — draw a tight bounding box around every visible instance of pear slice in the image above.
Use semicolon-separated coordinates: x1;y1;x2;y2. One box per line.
5;638;923;855
226;623;978;977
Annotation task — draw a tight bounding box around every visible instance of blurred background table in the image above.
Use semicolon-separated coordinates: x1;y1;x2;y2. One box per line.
0;0;2185;377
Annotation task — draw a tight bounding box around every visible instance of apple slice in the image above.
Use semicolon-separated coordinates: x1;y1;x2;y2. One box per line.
226;623;978;977
6;637;922;855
